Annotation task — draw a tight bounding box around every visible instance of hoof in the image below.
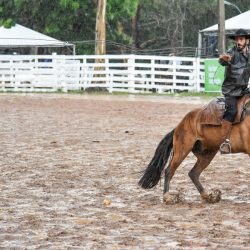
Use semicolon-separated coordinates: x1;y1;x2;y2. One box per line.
163;192;183;205
201;189;222;203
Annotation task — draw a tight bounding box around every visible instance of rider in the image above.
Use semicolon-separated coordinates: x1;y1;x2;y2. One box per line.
218;28;250;154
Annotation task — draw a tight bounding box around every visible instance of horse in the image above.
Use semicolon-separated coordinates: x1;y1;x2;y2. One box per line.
138;95;250;204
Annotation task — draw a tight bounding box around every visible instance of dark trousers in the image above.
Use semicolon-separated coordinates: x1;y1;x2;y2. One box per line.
223;96;240;122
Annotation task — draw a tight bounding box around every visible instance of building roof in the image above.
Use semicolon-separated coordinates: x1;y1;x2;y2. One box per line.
201;10;250;34
0;23;73;47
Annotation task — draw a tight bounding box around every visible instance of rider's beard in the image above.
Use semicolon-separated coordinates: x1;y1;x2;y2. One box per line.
237;43;246;51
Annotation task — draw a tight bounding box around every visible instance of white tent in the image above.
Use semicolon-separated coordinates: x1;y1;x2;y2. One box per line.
201;10;250;34
0;23;75;54
198;10;250;57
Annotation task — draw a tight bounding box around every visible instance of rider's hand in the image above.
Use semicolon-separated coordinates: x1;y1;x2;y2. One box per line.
219;54;232;62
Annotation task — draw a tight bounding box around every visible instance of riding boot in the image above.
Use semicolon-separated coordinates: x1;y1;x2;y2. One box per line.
219;119;233;154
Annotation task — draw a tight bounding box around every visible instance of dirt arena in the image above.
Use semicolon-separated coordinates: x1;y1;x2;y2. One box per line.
0;93;249;249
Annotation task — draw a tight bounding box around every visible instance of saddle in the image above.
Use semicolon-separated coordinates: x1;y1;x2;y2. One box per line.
200;95;250;125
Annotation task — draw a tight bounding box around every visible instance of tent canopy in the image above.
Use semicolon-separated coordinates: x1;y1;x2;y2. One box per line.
0;23;73;48
201;10;250;35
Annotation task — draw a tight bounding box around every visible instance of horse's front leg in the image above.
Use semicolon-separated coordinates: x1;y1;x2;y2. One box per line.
189;150;221;203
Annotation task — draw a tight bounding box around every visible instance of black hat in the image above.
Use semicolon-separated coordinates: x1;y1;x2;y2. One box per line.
227;29;250;39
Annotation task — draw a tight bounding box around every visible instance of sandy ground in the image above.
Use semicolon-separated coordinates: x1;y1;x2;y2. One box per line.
0;93;249;249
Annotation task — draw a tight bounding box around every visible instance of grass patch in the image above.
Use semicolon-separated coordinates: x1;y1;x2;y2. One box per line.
0;88;222;100
68;89;221;99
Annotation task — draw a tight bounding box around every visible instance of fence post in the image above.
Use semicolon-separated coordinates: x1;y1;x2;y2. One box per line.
81;57;86;90
61;55;68;92
128;55;135;93
10;58;16;91
51;54;59;92
0;57;5;91
105;57;112;93
172;56;177;93
32;56;39;92
195;57;201;92
150;58;158;93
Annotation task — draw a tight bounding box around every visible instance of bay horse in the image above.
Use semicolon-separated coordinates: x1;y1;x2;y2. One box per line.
138;95;250;204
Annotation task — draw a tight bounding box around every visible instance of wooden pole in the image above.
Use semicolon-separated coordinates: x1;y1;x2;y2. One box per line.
95;0;106;55
218;0;225;54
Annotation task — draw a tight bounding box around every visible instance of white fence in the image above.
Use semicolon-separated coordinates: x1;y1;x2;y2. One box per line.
0;55;205;93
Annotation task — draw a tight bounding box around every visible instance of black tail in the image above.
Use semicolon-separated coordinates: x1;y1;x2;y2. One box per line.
138;129;174;189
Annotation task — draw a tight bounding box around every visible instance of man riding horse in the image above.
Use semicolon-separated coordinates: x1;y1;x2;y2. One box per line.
139;29;250;203
219;28;250;154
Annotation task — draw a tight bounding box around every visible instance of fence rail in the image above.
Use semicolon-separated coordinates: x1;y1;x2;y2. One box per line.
0;55;205;93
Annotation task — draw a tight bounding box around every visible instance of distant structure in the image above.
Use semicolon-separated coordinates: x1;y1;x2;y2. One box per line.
0;23;75;55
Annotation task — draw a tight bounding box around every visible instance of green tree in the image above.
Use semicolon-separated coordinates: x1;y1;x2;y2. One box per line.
106;0;139;52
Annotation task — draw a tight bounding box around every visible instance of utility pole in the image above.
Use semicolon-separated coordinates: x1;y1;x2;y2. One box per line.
218;0;225;54
95;0;106;55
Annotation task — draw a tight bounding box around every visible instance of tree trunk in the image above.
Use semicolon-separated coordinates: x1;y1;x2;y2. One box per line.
131;4;141;50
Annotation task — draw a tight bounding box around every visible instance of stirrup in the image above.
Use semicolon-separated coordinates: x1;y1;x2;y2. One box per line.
220;139;231;154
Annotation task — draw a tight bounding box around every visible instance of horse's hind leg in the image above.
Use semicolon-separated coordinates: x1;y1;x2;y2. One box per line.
189;150;221;203
163;133;195;203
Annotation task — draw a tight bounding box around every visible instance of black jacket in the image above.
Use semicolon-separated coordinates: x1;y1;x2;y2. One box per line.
219;46;250;96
